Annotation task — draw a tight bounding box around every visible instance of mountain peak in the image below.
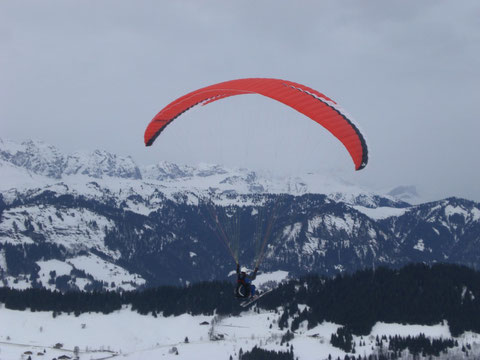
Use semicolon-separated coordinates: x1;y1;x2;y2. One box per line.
0;137;65;179
0;138;142;180
0;138;419;207
142;161;194;180
64;149;141;179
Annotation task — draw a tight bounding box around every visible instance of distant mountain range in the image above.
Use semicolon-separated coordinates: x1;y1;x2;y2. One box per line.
0;138;479;291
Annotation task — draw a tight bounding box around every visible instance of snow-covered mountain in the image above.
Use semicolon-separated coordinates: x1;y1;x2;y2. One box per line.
1;138;479;291
0;138;407;205
0;139;141;181
0;138;66;179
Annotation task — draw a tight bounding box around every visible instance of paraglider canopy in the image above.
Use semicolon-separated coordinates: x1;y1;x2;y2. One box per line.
144;78;368;170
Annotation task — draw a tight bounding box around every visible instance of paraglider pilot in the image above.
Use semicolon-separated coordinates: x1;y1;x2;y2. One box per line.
235;263;259;299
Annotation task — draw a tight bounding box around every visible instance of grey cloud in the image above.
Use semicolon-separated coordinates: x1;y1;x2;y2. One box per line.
1;0;479;201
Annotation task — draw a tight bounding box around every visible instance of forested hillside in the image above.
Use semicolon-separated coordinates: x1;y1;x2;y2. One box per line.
1;263;479;338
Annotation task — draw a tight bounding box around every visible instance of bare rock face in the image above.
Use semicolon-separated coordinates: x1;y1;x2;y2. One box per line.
63;150;141;179
0;139;66;179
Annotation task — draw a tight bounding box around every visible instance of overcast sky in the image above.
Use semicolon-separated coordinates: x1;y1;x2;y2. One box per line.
1;1;479;201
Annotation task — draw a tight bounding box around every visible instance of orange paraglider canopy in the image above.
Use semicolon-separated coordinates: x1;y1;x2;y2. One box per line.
144;78;368;170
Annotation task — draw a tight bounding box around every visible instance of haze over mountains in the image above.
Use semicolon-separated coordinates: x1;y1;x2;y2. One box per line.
0;138;479;291
0;138;410;201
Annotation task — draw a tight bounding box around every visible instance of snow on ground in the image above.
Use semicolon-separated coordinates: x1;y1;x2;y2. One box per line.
444;205;469;219
2;256;145;292
472;208;480;222
413;239;425;251
0;307;247;360
0;204;116;256
283;222;302;242
37;259;73;290
0;159;55;192
444;204;480;223
226;270;289;290
303;235;321;255
0;306;341;360
0;250;6;272
254;270;289;287
353;205;409;220
35;255;146;291
1;306;476;360
370;321;451;338
2;277;31;290
322;214;355;235
308;216;322;233
67;254;146;290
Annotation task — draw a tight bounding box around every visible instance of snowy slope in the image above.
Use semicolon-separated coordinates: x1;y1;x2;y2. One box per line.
352;205;409;220
35;254;146;292
0;138;65;179
0;204;116;250
0;307;478;360
0;159;54;192
64;150;141;179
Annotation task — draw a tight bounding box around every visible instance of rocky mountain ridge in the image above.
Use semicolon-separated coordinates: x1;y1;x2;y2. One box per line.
0;138;478;292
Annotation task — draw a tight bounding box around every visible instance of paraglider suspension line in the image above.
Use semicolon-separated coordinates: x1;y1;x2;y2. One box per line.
254;200;280;269
206;203;238;263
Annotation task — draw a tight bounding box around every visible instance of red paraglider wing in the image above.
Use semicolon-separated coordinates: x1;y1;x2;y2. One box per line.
144;78;368;170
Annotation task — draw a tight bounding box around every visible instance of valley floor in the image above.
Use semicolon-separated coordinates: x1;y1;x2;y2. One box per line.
1;305;480;360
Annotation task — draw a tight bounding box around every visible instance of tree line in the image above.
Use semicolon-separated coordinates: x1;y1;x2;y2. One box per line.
1;263;480;336
262;263;480;336
330;328;457;358
240;346;294;360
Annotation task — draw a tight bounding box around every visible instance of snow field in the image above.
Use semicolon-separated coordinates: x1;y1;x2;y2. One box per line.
0;159;53;193
352;206;409;220
37;259;73;291
1;306;476;360
0;205;115;253
36;254;146;292
370;322;451;338
68;254;146;290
